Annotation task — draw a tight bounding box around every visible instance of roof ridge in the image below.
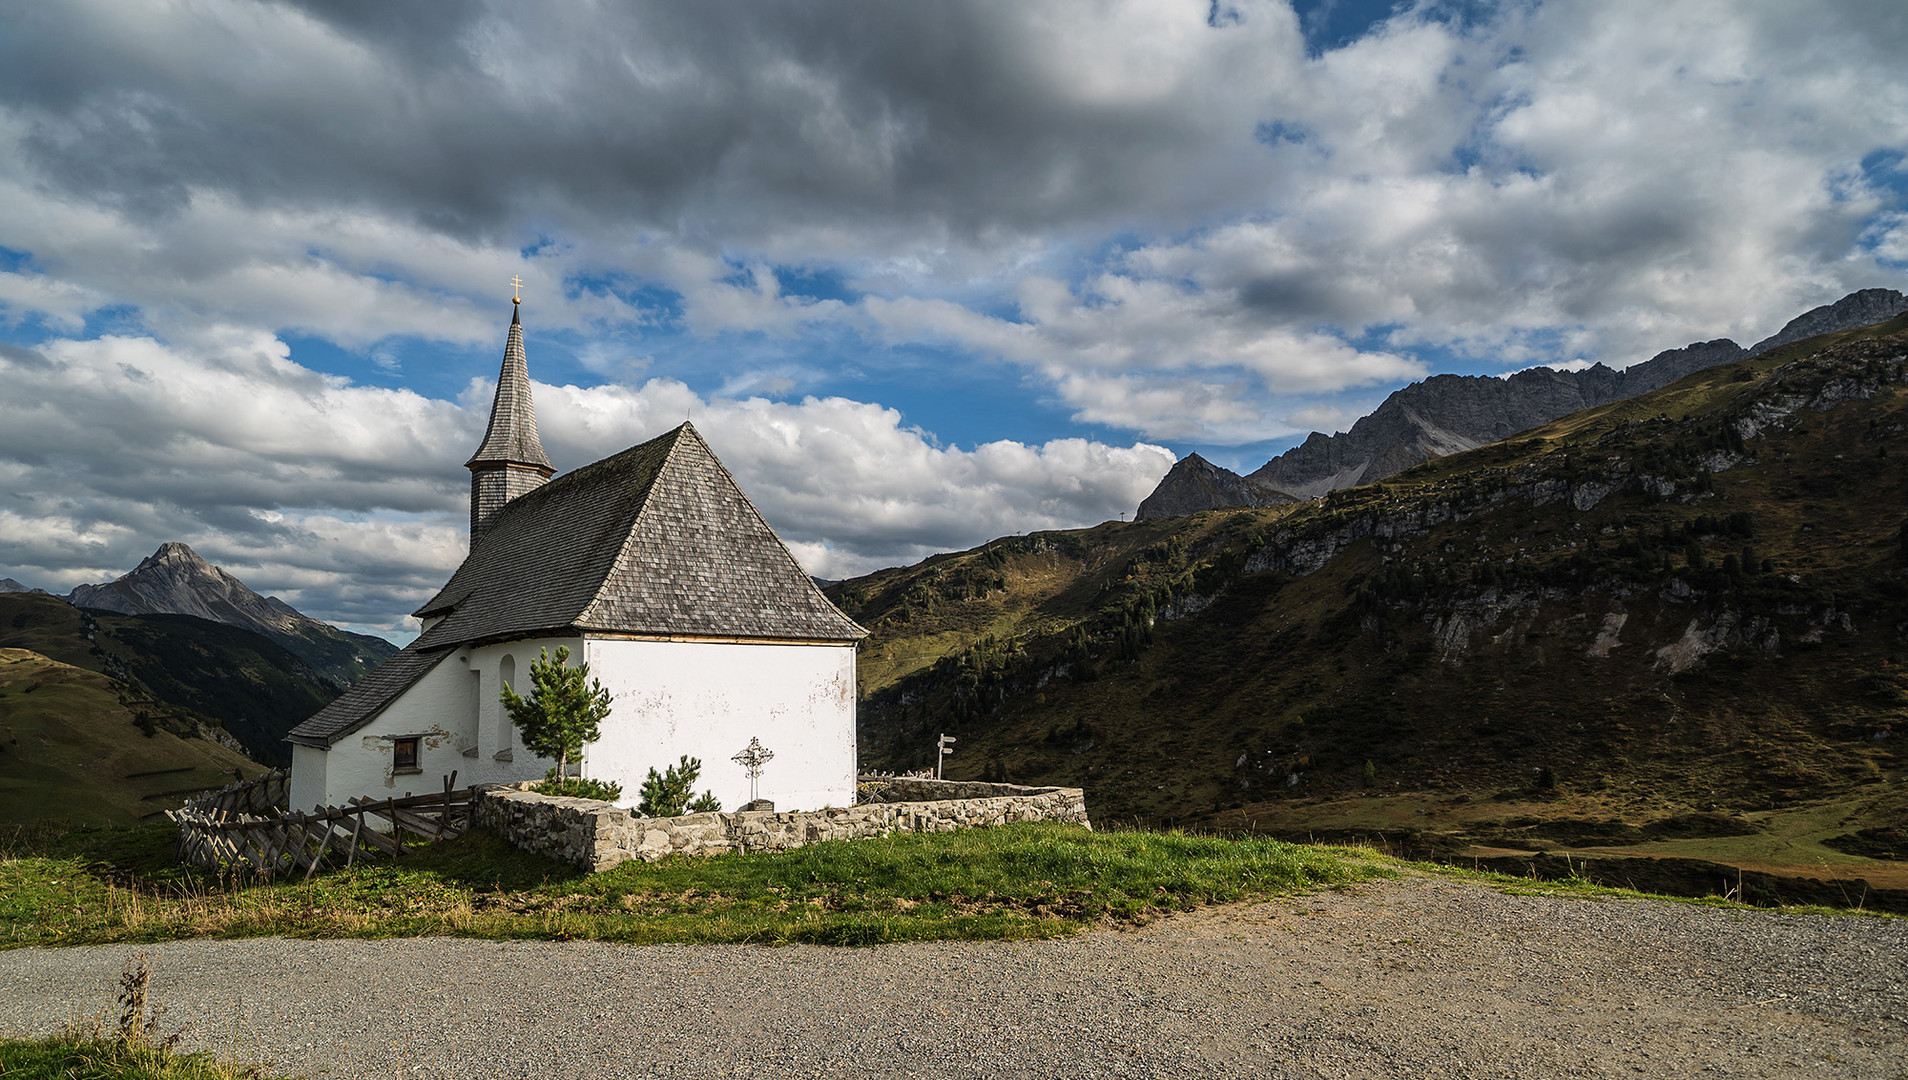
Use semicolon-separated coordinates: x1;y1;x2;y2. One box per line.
415;428;683;622
575;422;864;640
412;420;863;648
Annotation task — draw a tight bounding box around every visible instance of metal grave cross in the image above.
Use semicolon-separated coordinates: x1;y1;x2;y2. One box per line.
731;737;775;804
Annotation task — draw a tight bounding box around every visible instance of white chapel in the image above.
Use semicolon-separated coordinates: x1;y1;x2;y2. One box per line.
287;298;866;813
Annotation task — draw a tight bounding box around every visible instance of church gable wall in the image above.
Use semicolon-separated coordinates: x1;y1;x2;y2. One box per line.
582;637;857;813
298;638;584;811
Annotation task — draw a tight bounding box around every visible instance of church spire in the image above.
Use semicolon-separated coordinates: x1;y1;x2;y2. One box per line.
467;294;556;547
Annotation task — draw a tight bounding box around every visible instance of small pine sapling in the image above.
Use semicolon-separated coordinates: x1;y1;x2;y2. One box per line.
638;755;722;816
499;646;612;787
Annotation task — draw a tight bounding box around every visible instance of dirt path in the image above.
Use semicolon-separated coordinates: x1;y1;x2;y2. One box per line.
2;876;1903;1079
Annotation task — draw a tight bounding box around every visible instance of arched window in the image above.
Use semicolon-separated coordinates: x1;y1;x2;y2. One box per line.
496;653;517;753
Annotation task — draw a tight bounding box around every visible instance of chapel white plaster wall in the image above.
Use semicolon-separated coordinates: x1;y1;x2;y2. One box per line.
582;638;857;813
288;744;329;814
295;638;581;810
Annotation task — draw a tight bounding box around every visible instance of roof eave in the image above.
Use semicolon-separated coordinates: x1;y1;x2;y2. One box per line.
574;624;869;645
414;623;585;653
463;455;557;475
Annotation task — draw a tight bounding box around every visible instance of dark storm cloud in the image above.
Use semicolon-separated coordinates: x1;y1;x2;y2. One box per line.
1236;273;1374;327
0;1;1292;244
0;341;52;369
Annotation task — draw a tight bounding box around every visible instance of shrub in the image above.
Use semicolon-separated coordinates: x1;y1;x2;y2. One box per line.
638;755;722;817
534;769;623;802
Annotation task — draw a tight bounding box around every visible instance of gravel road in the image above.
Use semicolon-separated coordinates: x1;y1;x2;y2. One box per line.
2;876;1904;1079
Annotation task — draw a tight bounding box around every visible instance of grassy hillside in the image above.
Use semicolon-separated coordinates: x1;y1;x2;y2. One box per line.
0;593;338;765
272;618;398;688
832;317;1908;886
0;649;264;825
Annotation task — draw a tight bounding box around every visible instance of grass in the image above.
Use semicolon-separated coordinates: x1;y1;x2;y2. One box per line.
0;650;261;827
0;821;1388;949
0;1034;288;1079
1606;795;1908;889
1409;858;1900;920
1207;785;1908;894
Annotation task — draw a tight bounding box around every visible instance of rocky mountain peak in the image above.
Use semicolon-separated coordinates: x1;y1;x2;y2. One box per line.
1136;453;1294;521
144;541;207;566
63;543;398;686
1748;288;1908;355
1138;288;1908;519
70;543;301;635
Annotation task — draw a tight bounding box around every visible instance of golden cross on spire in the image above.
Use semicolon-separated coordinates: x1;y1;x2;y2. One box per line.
510;275;524;303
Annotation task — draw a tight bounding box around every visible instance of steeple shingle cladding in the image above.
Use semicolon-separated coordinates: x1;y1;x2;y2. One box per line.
468;304;554;471
467;303;556;543
287;422;865;749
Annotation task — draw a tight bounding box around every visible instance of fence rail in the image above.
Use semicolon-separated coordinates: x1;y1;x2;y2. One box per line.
169;771;474;878
182;769;291;817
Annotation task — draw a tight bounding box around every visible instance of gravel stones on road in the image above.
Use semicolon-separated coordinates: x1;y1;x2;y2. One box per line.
2;876;1903;1079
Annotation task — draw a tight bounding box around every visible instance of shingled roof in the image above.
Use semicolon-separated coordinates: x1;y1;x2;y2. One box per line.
420;421;864;647
466;302;553;472
289;422;865;748
286;643;447;748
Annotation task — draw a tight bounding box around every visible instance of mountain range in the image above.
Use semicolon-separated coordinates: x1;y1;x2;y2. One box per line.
1138;288;1908;518
830;309;1908;899
0;543;397;774
61;543;394;686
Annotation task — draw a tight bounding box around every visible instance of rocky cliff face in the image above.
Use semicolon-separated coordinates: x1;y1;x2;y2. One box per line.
1238;338;1747;500
1748;288;1908;355
1138;289;1907;519
67;543;395;685
0;577;40;594
1135;454;1294;520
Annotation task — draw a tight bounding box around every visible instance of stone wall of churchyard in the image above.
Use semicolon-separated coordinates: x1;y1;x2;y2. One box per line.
474;776;1091;872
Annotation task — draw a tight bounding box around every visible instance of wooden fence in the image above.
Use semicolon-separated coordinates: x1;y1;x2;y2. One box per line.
169;771;475;879
179;769;292;817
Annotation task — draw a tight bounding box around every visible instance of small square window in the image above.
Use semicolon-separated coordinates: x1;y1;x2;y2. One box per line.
392;736;421;773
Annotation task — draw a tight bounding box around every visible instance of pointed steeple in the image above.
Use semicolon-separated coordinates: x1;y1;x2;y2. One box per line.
468;300;554;472
467;298;556;547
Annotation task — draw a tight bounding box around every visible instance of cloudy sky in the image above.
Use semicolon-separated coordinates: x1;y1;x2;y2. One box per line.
2;0;1905;640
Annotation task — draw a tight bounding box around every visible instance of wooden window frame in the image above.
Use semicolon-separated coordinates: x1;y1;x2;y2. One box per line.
392;735;422;774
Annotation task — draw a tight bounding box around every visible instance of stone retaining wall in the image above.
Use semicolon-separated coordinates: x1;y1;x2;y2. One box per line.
855;776;1067;803
475;777;1091;873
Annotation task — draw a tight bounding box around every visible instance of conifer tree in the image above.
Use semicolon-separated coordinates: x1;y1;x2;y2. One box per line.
499;646;612;783
637;755;721;816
